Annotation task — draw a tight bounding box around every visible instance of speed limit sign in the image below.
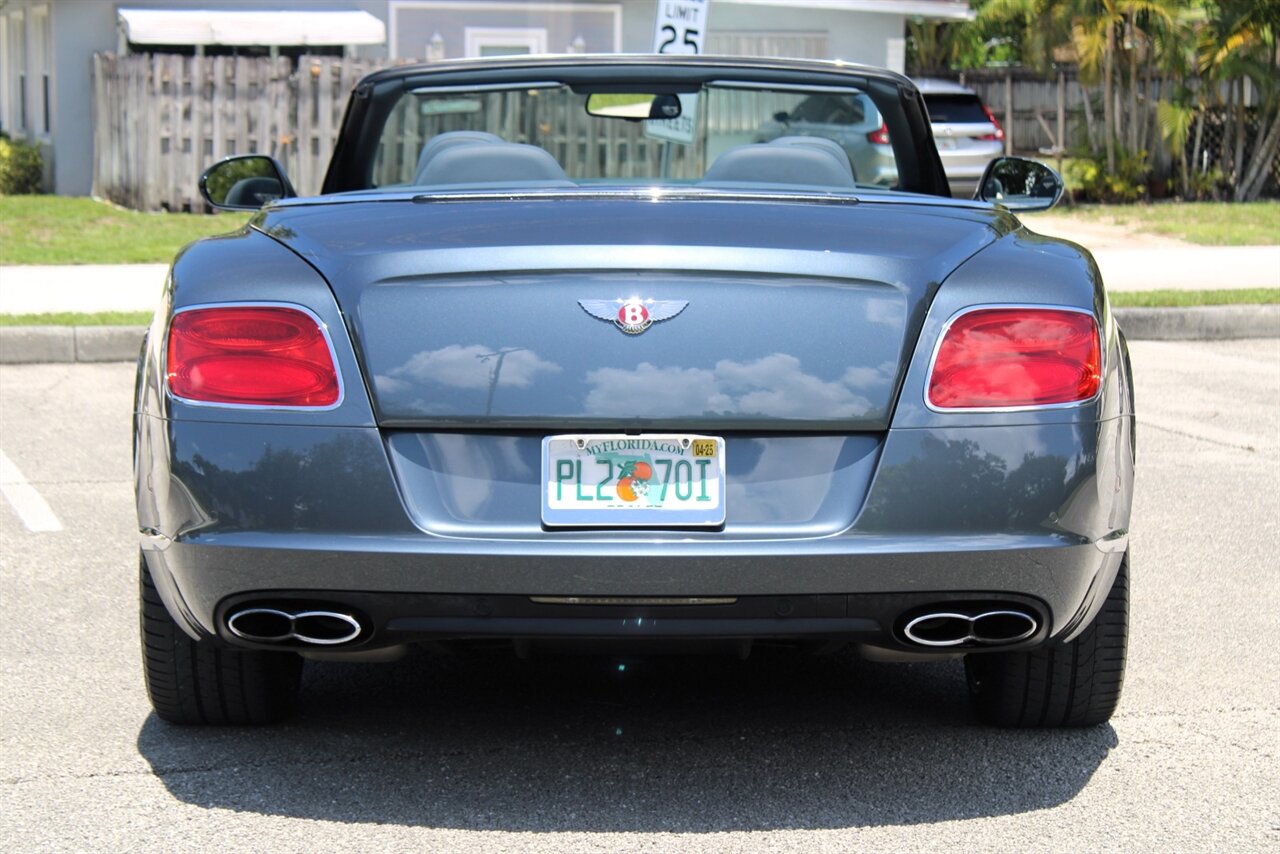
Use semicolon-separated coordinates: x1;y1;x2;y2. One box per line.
647;1;711;144
652;0;710;55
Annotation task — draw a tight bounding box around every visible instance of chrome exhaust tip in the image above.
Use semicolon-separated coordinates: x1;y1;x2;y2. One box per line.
970;610;1038;644
291;611;362;645
902;612;974;647
902;608;1038;648
227;608;295;643
227;607;363;646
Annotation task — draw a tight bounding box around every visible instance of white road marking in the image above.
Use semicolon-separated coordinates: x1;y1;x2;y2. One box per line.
0;448;63;532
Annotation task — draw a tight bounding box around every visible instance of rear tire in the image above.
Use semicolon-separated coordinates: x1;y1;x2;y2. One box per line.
965;553;1128;727
140;553;302;725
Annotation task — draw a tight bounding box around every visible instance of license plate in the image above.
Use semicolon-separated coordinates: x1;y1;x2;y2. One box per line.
937;138;958;150
541;434;725;527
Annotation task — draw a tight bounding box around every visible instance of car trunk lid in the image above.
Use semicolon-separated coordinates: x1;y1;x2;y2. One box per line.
259;195;1003;430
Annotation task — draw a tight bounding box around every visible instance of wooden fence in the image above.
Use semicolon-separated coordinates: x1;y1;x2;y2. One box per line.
920;67;1151;160
110;54;1254;210
930;67;1278;192
917;67;1089;159
92;53;804;210
92;53;380;211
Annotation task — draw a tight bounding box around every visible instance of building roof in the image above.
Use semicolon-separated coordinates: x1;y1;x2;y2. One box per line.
718;0;974;21
116;8;387;47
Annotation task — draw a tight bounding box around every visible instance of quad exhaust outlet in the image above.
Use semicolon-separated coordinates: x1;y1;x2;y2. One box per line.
902;608;1038;648
227;607;363;646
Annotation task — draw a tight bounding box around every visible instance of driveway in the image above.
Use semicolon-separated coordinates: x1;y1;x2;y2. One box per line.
1;340;1277;850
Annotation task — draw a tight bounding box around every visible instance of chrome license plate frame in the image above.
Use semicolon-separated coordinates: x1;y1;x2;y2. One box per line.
541;433;726;527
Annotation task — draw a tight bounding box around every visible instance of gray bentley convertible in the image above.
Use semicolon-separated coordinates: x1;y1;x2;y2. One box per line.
135;56;1133;727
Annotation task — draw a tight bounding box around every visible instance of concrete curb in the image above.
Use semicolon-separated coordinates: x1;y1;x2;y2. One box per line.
0;325;145;364
1112;305;1280;340
1;306;1278;364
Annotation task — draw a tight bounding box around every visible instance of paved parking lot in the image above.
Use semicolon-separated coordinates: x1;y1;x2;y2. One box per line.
1;340;1277;851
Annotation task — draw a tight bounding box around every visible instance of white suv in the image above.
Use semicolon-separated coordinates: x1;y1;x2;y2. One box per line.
915;79;1005;197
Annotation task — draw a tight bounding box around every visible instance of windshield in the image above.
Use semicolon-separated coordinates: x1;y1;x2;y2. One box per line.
370;83;900;194
922;94;992;125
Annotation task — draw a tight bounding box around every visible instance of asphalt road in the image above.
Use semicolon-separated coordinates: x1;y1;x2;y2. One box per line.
1;340;1277;851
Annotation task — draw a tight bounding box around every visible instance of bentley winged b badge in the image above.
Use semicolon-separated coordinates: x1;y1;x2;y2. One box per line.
579;297;689;335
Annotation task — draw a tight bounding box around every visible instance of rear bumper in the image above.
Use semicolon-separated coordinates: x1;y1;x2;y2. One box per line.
938;148;1001;180
212;589;1057;654
143;532;1125;650
137;411;1133;651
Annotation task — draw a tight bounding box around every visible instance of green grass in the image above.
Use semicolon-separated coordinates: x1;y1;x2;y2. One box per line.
0;196;247;265
1036;200;1280;246
1108;288;1279;307
0;311;153;326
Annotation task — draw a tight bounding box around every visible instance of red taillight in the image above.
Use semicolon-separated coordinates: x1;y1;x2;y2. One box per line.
167;306;340;407
928;308;1101;409
867;122;890;145
979;104;1005;142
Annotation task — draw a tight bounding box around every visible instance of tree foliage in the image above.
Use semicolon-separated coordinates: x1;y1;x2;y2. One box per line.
906;0;1279;201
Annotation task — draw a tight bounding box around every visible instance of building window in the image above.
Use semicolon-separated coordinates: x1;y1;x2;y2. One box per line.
32;6;51;135
463;27;547;58
6;11;26;133
0;17;7;135
388;2;620;61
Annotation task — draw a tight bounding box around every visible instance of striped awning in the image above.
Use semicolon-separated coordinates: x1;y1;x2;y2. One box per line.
117;9;387;47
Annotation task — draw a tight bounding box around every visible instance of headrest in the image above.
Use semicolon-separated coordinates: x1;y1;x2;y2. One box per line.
413;131;504;184
700;143;857;190
767;136;855;183
417;143;574;187
223;177;283;207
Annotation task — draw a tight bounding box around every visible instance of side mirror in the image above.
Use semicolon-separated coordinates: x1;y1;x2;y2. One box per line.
975;156;1063;212
199;155;296;210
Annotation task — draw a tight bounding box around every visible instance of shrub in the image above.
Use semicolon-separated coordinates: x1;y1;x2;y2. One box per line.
1188;167;1229;202
0;134;44;195
1065;148;1152;203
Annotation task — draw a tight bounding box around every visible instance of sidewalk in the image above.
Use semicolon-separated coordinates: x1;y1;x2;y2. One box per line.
1023;215;1280;291
1090;246;1279;291
0;264;168;314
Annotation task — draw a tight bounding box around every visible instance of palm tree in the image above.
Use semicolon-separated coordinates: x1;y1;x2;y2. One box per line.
1200;0;1279;200
1071;0;1180;174
975;0;1075;70
912;0;1275;201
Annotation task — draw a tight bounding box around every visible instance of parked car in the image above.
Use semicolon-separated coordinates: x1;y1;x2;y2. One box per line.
915;78;1007;196
751;91;898;186
136;56;1132;728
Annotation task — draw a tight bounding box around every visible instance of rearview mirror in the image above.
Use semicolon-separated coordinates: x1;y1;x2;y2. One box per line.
585;93;682;121
975;157;1063;212
419;97;483;116
200;155;296;210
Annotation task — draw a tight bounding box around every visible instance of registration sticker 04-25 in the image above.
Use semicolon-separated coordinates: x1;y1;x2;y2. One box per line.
541;434;725;527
